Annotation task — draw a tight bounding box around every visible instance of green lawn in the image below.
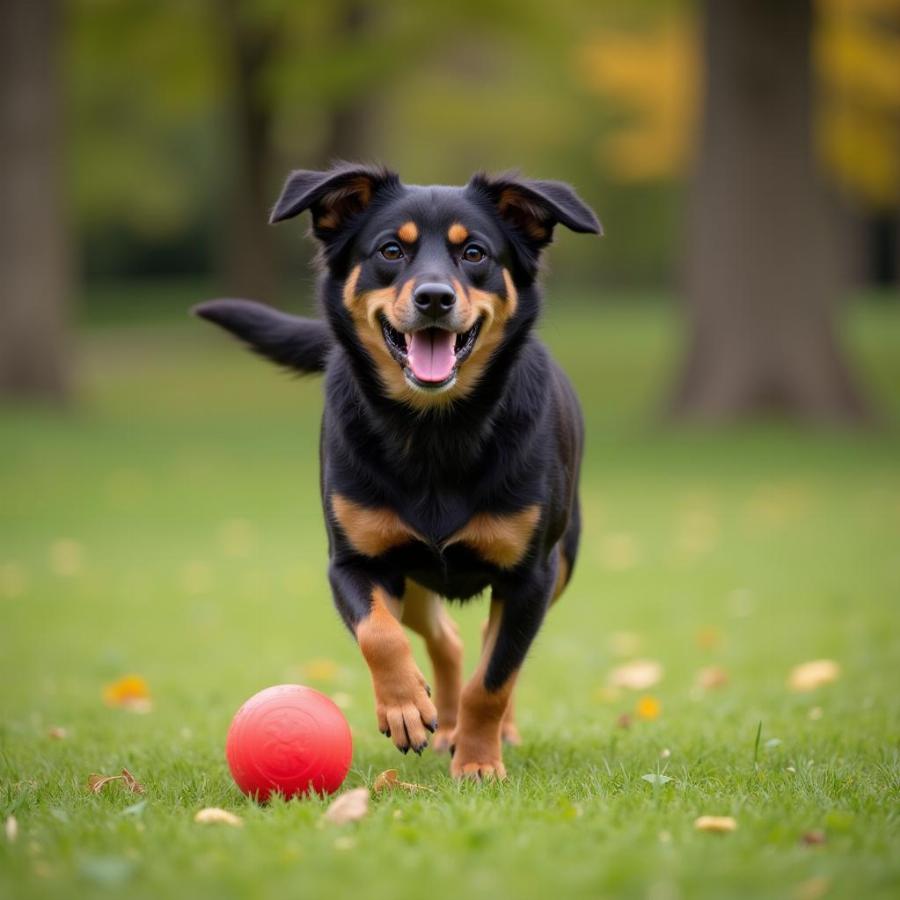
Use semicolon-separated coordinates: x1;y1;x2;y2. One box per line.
2;291;899;899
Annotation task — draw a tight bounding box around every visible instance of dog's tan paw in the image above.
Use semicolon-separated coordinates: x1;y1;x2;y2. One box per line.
374;667;438;754
451;756;507;781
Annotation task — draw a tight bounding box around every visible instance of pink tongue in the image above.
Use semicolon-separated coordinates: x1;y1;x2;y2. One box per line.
407;329;456;383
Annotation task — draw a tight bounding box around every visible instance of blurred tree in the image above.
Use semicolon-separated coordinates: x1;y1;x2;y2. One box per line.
0;0;71;401
219;0;280;301
671;0;871;422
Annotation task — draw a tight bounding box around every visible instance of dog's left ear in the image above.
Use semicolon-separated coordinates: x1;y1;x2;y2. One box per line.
270;163;400;238
469;173;602;248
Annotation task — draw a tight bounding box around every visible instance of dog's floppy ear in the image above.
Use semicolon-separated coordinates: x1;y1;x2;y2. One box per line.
269;163;400;238
469;172;602;250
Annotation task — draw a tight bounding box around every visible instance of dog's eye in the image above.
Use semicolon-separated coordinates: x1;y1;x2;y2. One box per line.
379;242;404;261
462;243;486;264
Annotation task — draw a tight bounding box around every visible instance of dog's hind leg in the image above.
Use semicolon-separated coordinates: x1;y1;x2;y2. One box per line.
400;580;463;753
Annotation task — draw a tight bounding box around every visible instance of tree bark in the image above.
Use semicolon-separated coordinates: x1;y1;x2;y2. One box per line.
671;0;871;423
0;0;70;402
219;0;279;302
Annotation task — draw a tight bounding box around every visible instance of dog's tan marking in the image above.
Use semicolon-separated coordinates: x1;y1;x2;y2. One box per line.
498;187;550;242
342;264;519;411
356;587;438;752
445;504;540;569
451;601;516;779
400;581;463;752
317;177;374;231
397;221;419;243
447;222;468;244
331;493;423;557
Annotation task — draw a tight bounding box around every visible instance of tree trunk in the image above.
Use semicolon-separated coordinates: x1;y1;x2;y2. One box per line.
671;0;871;423
219;0;278;302
319;0;376;165
0;0;70;402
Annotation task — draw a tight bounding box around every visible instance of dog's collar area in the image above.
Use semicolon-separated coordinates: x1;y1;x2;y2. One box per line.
379;316;483;393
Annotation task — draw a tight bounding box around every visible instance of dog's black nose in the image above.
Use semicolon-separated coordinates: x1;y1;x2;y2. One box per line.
413;282;456;318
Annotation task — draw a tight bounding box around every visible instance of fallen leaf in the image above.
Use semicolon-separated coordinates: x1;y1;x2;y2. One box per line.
801;830;827;846
373;769;430;794
636;695;662;720
641;773;673;786
659;748;671;759
301;658;339;682
694;815;738;833
609;631;642;657
608;659;663;690
50;539;84;577
788;659;840;693
323;787;369;824
695;665;729;690
616;712;632;729
87;769;144;795
194;807;243;826
47;726;68;740
103;675;153;713
695;625;723;649
793;876;831;900
5;815;17;843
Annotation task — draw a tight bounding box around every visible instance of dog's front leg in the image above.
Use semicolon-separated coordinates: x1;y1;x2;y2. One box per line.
450;563;555;780
329;563;438;754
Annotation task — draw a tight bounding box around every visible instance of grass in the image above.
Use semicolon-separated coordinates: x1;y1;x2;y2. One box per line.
2;289;899;899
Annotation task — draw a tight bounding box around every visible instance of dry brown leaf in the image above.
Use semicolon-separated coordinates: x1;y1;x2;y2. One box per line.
696;665;729;690
694;815;738;833
801;830;827;846
4;815;17;843
47;726;68;740
323;787;370;824
373;769;430;794
87;768;144;795
194;807;243;826
788;660;840;692
608;659;663;690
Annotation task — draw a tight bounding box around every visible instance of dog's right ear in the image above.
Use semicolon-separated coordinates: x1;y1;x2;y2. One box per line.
269;163;400;240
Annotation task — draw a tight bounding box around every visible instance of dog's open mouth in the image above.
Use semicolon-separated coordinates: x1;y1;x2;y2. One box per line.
380;318;482;391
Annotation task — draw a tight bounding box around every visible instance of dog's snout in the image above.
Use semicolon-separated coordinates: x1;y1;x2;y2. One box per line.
413;282;456;318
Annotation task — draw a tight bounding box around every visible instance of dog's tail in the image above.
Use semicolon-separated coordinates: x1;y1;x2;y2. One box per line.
193;299;330;375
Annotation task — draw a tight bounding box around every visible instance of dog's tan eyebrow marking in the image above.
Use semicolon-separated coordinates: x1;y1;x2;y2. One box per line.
443;505;541;569
447;222;468;244
397;221;419;243
331;493;424;557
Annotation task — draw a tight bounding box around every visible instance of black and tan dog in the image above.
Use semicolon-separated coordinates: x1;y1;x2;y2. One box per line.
195;164;601;779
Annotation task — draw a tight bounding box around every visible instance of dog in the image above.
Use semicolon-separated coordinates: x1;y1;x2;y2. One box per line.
195;164;601;779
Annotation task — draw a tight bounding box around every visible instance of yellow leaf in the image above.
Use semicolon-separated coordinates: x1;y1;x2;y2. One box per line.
103;675;153;712
194;807;243;827
609;659;663;690
636;696;662;720
373;769;430;794
87;768;144;795
694;815;738;833
4;815;17;843
788;660;841;692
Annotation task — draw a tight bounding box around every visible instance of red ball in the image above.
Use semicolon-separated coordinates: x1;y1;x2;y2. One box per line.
226;684;352;801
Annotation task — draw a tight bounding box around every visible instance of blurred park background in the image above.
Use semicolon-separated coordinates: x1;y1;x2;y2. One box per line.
2;3;900;898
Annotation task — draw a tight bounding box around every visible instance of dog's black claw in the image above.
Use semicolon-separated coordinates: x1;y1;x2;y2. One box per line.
412;743;426;755
425;719;438;733
400;745;409;755
381;728;391;737
424;683;432;698
449;744;456;757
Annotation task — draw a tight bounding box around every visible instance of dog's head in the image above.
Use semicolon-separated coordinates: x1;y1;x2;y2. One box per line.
271;163;601;407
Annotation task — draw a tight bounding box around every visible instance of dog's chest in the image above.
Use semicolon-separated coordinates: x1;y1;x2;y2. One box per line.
330;492;540;571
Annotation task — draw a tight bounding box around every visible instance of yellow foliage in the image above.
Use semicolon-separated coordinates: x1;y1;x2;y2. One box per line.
576;1;900;207
574;19;698;181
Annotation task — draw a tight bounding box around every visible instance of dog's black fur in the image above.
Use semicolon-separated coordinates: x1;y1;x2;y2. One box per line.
195;163;600;773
